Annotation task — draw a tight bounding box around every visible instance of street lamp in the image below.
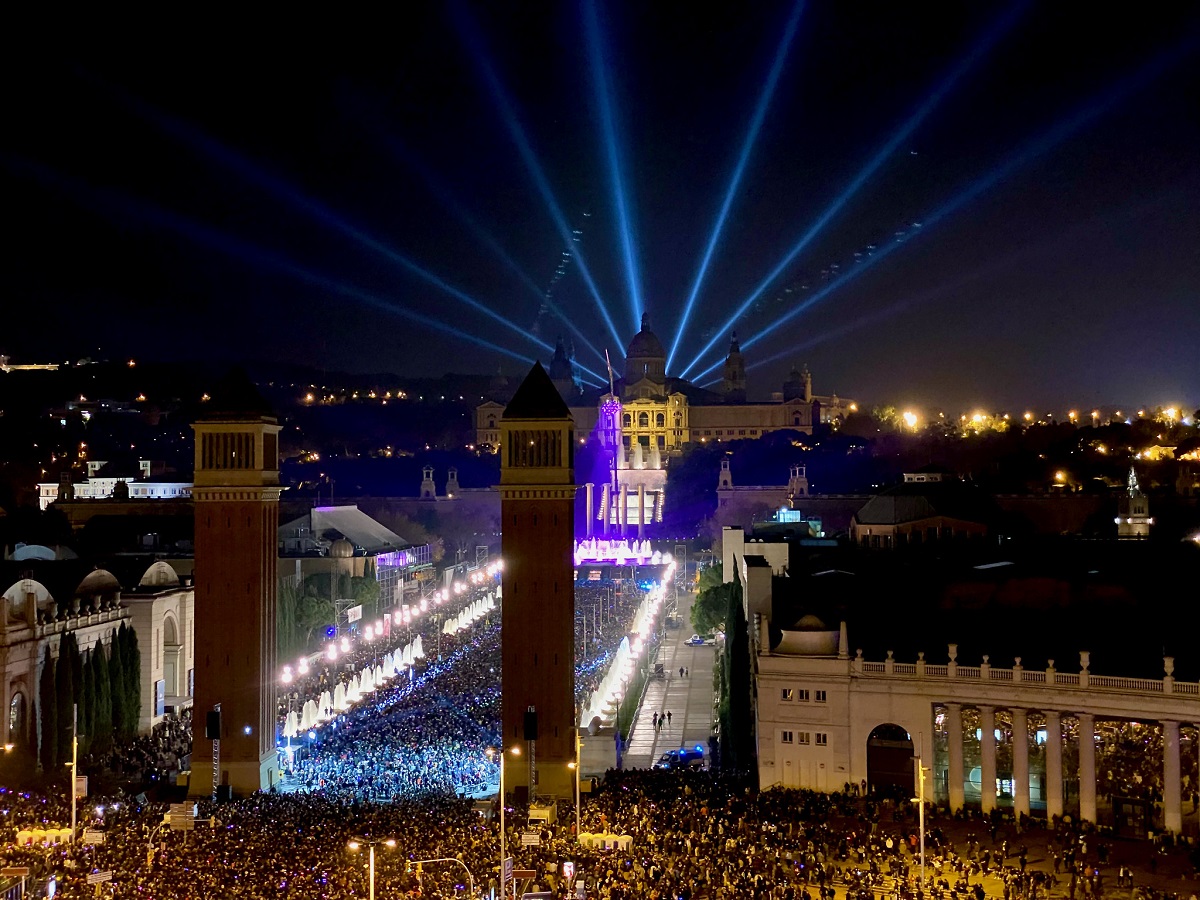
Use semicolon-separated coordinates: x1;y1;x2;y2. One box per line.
570;725;582;841
348;837;396;900
489;745;520;899
911;757;930;896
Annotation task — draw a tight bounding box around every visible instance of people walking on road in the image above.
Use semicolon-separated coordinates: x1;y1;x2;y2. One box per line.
666;710;673;727
679;666;685;678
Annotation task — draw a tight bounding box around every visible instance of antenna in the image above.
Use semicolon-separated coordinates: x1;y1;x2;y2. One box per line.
605;349;615;396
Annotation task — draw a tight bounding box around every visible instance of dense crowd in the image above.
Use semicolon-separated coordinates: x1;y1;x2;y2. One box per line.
1;569;1194;898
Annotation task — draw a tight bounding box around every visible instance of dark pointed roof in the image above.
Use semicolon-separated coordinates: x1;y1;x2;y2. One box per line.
202;367;277;422
502;362;572;420
727;331;742;356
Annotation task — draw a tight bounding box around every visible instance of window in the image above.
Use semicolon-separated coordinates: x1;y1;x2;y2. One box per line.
780;731;794;744
638;412;649;428
750;429;758;435
797;689;810;702
656;413;665;427
798;732;810;745
815;690;827;703
816;733;828;746
781;688;794;702
738;429;746;436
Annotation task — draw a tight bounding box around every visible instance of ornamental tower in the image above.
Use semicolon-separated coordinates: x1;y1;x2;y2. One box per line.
722;332;747;403
500;362;577;799
190;373;281;797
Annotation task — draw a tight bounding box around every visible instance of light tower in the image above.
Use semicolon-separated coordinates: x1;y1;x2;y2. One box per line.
190;372;282;797
500;362;577;799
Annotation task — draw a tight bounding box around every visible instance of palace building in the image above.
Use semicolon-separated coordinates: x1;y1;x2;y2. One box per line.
476;315;856;456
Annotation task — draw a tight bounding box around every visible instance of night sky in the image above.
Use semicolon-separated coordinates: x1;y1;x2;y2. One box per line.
5;4;1199;410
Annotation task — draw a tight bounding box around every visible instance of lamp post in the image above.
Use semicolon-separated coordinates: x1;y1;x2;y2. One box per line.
490;745;520;899
570;725;582;840
912;755;929;896
348;836;396;900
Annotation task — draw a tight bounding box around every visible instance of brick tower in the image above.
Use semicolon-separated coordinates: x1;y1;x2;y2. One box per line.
190;372;282;797
500;362;577;799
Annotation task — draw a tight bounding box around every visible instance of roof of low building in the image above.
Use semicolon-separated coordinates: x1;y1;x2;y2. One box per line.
854;478;997;526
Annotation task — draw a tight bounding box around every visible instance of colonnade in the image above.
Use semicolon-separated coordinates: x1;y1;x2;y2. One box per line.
940;702;1190;833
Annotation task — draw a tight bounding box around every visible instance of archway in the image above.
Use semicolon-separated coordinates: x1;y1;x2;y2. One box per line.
867;723;915;795
9;692;26;745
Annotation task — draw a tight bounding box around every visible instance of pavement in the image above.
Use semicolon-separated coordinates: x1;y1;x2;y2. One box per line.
621;590;716;770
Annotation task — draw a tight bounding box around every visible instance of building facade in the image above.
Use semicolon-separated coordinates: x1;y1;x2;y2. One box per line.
724;527;1199;834
476;316;855;455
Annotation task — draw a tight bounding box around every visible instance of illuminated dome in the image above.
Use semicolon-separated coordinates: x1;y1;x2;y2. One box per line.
330;538;354;559
625;313;666;384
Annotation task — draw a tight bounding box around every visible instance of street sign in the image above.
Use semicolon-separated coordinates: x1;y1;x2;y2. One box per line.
520;831;541;846
502;857;513;885
512;869;536;880
74;776;88;798
0;867;30;877
576;883;586;899
85;871;112;885
82;830;105;845
521;893;553;899
169;802;197;817
562;861;575;883
169;815;195;832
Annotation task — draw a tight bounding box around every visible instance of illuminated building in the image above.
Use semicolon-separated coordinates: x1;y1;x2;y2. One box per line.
723;526;1197;833
1115;467;1152;539
499;362;577;799
476;314;855;456
190;376;281;797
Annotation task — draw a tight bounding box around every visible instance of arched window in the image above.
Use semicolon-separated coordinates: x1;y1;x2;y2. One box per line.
622;414;632;428
604;415;613;430
655;413;665;427
486;417;496;429
673;413;683;428
8;693;25;743
793;414;802;427
638;412;649;428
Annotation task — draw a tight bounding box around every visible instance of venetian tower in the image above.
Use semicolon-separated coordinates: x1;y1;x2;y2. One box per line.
500;362;577;799
190;372;282;797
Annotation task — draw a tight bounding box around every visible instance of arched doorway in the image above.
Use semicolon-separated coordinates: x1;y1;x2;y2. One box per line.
867;723;915;794
9;692;26;745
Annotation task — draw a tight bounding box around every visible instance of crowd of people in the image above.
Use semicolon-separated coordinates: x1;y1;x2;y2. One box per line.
0;566;1195;898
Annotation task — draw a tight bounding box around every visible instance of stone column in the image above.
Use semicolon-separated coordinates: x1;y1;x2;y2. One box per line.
1044;710;1063;820
1077;713;1096;823
637;484;646;541
947;702;964;811
1163;720;1182;833
1012;708;1030;818
618;484;627;536
979;705;997;813
585;483;594;538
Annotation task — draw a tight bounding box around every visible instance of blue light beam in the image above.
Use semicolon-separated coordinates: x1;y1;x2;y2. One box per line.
665;0;806;374
679;1;1027;379
113;93;597;373
583;0;646;334
5;154;540;367
454;3;625;351
689;31;1200;383
355;104;607;366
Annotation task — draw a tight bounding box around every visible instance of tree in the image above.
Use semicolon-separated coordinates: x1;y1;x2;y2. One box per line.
38;646;57;772
118;625;140;736
108;634;127;738
54;636;75;770
90;644;113;753
350;576;381;623
691;580;732;638
79;651;94;754
718;578;753;776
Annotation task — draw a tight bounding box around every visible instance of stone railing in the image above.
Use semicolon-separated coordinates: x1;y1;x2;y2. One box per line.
851;645;1194;698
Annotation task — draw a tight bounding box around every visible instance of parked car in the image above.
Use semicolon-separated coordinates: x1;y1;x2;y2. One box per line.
686;634;708;646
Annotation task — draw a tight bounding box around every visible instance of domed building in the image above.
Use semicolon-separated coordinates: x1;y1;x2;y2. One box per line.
476;313;855;463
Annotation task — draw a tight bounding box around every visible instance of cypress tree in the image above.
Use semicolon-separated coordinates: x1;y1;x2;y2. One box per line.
68;633;84;710
38;646;57;772
121;624;141;736
79;651;94;754
54;637;75;770
91;644;113;753
108;633;126;738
